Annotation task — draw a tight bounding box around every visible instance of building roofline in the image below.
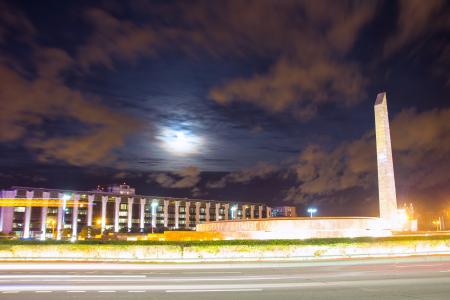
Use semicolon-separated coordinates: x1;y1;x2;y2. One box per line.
7;186;269;206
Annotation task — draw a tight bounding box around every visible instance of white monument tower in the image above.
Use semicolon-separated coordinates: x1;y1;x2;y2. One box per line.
374;92;398;228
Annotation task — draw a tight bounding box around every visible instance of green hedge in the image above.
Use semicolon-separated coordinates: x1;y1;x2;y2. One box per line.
0;235;449;247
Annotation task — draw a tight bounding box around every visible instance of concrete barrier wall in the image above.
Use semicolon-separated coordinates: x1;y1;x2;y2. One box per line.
0;239;449;261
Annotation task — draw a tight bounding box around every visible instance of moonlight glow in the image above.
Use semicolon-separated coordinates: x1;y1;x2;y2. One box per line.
159;128;202;155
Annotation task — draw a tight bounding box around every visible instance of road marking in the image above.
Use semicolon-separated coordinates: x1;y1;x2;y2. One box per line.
0;275;145;279
36;290;52;293
98;290;116;293
128;290;146;293
396;264;434;268
439;270;450;272
183;271;242;274
166;289;262;293
2;291;20;293
67;290;85;293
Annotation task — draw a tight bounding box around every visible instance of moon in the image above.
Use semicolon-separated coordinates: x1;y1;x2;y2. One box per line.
159;128;202;155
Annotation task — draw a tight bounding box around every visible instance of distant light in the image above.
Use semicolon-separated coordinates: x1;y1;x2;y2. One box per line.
307;207;317;218
62;194;71;201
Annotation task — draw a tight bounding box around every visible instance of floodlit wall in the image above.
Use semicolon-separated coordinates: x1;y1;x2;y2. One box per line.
196;217;391;239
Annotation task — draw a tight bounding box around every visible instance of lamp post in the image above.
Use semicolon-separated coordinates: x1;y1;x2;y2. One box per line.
230;205;238;220
151;201;158;234
307;207;317;218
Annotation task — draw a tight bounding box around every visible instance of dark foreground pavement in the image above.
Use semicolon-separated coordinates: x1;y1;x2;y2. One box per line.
0;256;450;299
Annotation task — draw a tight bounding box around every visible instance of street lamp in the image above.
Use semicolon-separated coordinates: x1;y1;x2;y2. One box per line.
230;205;238;220
307;207;317;218
151;201;158;233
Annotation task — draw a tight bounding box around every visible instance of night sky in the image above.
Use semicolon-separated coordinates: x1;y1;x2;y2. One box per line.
0;0;449;217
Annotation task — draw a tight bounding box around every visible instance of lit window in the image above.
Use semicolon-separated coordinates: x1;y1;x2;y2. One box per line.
14;207;25;213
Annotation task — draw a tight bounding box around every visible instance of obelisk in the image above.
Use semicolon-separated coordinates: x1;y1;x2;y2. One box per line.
374;92;398;228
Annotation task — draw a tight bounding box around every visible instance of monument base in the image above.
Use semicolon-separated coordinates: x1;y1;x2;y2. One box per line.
196;217;391;240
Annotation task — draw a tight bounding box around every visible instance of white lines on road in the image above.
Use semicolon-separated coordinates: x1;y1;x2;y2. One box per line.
127;290;146;293
35;290;52;293
166;289;262;293
2;291;19;294
439;270;450;272
67;290;85;293
98;290;116;293
183;271;242;274
0;274;145;279
395;264;434;268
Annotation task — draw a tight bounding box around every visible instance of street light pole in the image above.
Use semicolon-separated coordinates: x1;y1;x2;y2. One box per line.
307;207;317;218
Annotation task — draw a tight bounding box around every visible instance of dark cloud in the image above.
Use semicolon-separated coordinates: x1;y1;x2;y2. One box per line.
0;5;142;166
78;8;162;69
210;57;367;120
149;166;201;189
207;161;278;188
383;0;447;57
206;0;377;120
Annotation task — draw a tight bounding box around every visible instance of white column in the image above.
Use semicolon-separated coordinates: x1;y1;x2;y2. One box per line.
40;192;50;241
151;200;158;228
56;193;65;240
215;203;220;221
224;204;229;220
163;200;169;228
250;205;255;219
242;205;247;219
258;206;263;219
195;202;201;225
114;197;121;233
0;206;3;233
185;202;191;228
101;196;108;233
205;202;211;222
267;207;272;218
23;191;33;239
71;194;80;241
87;195;94;227
0;191;3;232
1;190;17;233
174;201;180;229
127;197;134;231
139;198;146;231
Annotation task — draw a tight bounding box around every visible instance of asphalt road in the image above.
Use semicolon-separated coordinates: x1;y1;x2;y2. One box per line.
0;256;450;299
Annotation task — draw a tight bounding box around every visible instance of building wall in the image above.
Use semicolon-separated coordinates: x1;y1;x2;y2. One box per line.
197;217;391;239
0;187;270;240
271;206;297;217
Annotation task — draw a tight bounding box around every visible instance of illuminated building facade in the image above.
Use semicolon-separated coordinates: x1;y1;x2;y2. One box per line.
0;186;270;240
271;206;297;217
